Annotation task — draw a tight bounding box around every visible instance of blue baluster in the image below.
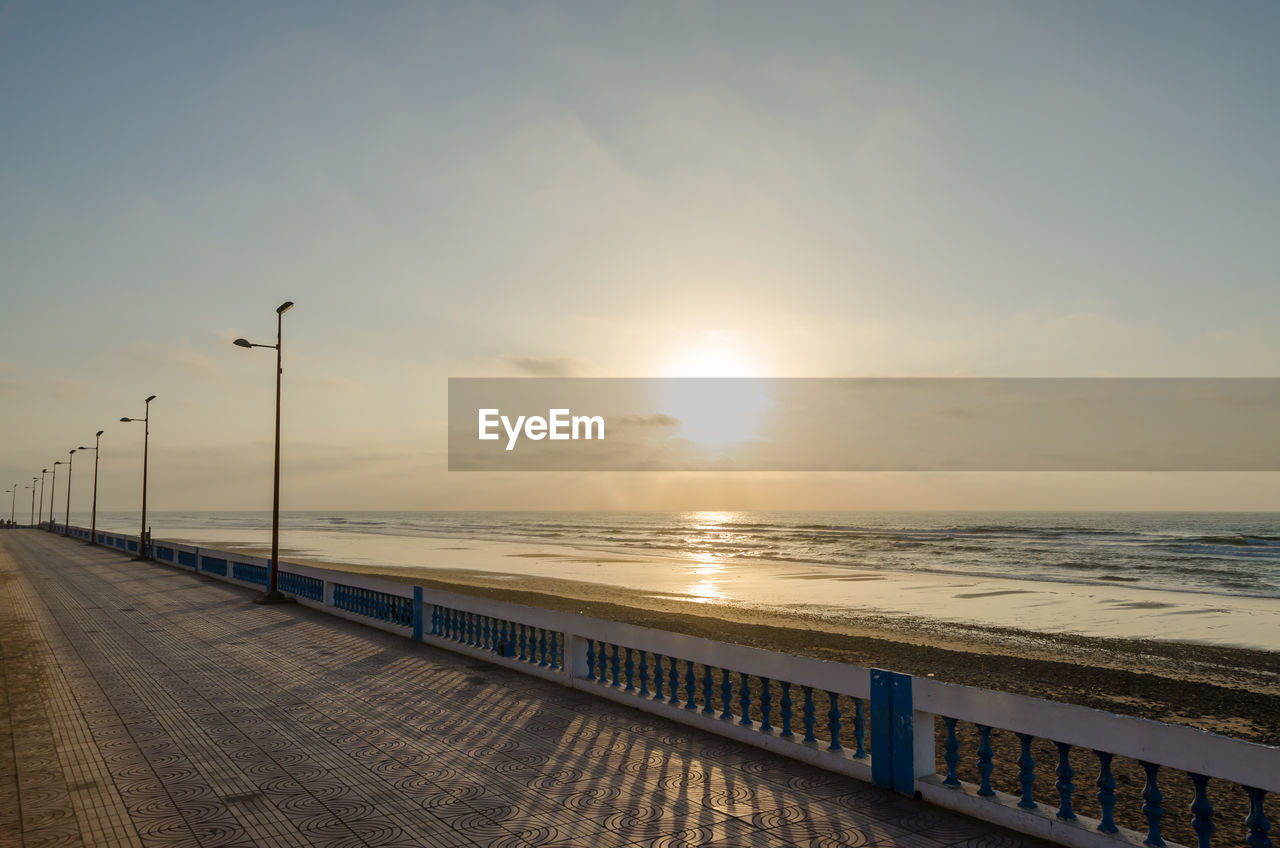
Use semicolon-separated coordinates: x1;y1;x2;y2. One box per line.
1016;733;1036;809
853;699;866;759
585;639;596;681
1095;750;1118;833
802;687;816;744
669;657;680;705
610;644;620;687
1140;761;1166;847
780;682;793;739
624;648;635;691
638;651;649;696
548;631;559;669
684;660;697;710
826;692;842;752
739;675;753;726
1055;742;1076;820
518;624;528;660
1245;786;1271;848
538;629;548;667
482;616;491;648
1189;774;1213;848
976;725;994;797
943;718;960;786
652;654;663;700
716;669;729;718
759;678;772;732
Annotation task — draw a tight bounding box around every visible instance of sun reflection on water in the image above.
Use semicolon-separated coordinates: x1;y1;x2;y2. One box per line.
687;578;726;603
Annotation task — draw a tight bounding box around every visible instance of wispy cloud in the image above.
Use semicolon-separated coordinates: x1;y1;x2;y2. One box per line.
504;355;588;377
116;342;226;381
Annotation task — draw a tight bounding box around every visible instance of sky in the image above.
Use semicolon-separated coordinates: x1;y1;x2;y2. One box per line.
1;1;1278;513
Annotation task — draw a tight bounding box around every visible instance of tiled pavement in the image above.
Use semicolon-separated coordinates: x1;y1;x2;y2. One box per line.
0;530;1052;848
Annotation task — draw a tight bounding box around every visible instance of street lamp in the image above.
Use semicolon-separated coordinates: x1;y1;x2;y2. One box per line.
38;469;47;527
233;300;294;604
63;449;76;536
3;485;14;524
28;478;36;526
121;395;156;560
79;430;104;544
49;462;62;531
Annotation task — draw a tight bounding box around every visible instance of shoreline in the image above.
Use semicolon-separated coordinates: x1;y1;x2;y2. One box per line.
187;536;1280;745
158;526;1280;650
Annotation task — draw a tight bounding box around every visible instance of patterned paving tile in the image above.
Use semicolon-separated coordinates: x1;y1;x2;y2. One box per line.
1;531;1057;848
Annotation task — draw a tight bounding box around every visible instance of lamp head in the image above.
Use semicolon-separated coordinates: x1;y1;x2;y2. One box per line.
277;301;294;315
42;469;47;473
145;394;156;403
233;338;252;348
96;430;104;437
78;446;89;451
120;417;131;423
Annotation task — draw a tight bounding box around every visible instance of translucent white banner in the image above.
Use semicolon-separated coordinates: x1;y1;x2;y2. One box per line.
447;378;1280;471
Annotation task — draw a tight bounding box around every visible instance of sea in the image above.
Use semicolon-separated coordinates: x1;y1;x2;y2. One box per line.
72;510;1280;600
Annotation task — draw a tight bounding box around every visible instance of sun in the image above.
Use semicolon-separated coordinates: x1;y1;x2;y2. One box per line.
661;343;760;378
657;341;772;449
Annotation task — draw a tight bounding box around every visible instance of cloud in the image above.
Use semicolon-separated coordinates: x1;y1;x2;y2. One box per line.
117;342;226;381
616;413;680;427
504;355;587;377
300;375;366;395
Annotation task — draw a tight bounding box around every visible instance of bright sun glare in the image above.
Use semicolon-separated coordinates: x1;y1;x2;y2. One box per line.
663;345;759;378
659;342;772;449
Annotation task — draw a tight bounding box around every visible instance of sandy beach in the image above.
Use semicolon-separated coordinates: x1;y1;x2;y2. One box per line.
169;529;1280;747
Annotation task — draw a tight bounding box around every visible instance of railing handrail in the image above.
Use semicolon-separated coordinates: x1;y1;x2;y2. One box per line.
914;676;1278;790
420;584;873;695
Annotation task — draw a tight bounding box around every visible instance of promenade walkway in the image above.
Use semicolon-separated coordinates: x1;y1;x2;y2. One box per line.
1;530;1049;848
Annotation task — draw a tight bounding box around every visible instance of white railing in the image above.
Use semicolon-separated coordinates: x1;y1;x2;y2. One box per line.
49;523;1278;848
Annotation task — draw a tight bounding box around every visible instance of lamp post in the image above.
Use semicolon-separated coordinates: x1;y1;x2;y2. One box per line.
79;431;103;544
233;300;294;604
63;449;76;536
48;462;62;531
121;395;156;560
4;485;14;524
28;479;37;526
38;469;47;527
